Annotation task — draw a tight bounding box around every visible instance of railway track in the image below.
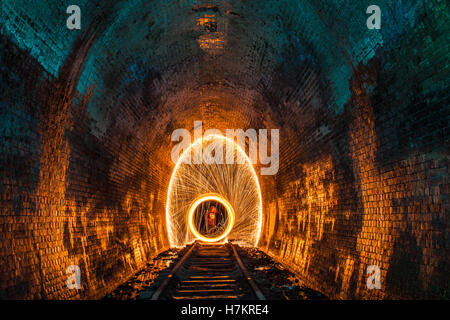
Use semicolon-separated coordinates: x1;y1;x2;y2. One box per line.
151;241;265;300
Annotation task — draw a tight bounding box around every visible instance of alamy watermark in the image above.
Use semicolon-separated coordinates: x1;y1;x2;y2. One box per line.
171;121;279;175
66;5;381;31
66;5;81;30
66;265;81;289
366;5;381;30
366;265;381;290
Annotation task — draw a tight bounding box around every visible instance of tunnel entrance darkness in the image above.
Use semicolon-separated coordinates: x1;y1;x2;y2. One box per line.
166;135;263;247
188;195;235;242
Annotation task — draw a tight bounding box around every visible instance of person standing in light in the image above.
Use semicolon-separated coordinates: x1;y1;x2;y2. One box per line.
205;205;218;234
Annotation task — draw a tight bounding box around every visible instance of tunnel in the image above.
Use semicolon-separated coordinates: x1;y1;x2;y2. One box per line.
0;0;448;301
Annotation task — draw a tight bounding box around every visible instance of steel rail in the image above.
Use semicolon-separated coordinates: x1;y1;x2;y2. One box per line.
230;244;266;300
151;241;265;300
151;242;198;300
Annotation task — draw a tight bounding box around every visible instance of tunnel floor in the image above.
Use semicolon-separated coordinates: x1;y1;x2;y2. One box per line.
104;245;327;300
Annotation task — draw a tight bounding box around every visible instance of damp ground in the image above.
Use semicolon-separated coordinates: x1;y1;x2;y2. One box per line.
104;244;327;300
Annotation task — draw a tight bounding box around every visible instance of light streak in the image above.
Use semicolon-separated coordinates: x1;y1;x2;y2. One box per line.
166;134;263;247
188;194;235;242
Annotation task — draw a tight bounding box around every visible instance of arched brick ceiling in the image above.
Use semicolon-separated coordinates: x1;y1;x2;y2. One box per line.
3;1;431;160
4;0;383;131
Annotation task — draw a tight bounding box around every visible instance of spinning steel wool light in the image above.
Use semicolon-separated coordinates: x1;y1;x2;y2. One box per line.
166;134;263;247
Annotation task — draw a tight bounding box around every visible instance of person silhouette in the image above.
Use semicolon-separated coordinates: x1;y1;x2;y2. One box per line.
205;205;218;234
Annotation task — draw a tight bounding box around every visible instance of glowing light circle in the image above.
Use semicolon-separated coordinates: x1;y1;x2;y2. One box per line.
166;133;263;247
188;194;235;242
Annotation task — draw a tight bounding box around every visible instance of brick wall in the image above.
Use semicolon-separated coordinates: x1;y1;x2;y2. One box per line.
0;35;170;299
258;7;448;298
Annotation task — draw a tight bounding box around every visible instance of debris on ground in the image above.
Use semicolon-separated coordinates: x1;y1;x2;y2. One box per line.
236;246;328;300
104;245;327;300
104;247;187;300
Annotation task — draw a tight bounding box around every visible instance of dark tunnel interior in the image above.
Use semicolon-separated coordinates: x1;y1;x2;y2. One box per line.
0;0;448;300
